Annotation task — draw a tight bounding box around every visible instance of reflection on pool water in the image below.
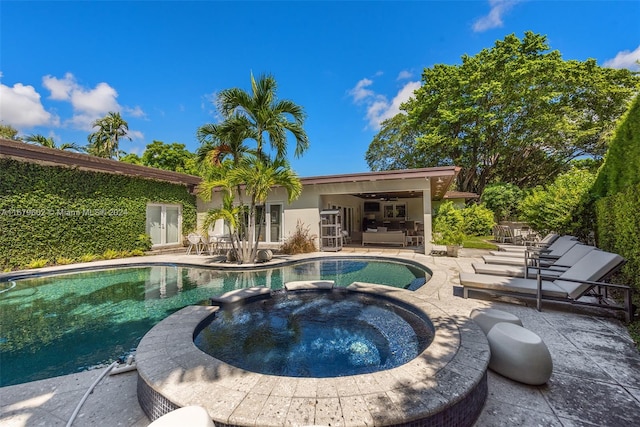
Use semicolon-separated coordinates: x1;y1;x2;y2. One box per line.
0;258;430;386
195;290;434;377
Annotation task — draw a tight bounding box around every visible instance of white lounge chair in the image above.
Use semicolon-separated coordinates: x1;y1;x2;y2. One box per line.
461;250;632;322
473;244;596;278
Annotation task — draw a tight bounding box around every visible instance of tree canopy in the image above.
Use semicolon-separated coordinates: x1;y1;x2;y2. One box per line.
140;140;197;175
0;124;19;140
366;32;639;194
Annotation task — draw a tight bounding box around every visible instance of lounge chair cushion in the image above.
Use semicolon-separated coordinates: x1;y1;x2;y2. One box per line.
553;251;625;299
459;272;568;298
503;244;596;277
481;255;528;266
544;238;579;257
483;237;580;266
545;244;595;268
473;263;527;277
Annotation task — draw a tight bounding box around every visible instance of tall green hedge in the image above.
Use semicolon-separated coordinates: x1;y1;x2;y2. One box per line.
0;159;197;269
593;94;640;293
595;184;640;291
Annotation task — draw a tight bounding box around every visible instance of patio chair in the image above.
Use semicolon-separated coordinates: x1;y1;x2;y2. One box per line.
461;250;633;322
495;225;522;245
186;233;204;255
342;230;352;244
473;243;596;278
483;235;579;266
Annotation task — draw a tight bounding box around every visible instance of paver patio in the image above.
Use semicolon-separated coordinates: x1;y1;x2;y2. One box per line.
1;247;639;426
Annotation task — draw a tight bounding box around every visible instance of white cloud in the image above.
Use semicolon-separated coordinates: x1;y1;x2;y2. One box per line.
42;73;138;131
43;73;76;100
349;78;376;103
70;82;119;116
0;82;58;128
603;45;640;71
473;0;520;33
397;70;413;80
125;105;146;118
365;81;421;129
349;78;421;130
127;130;144;141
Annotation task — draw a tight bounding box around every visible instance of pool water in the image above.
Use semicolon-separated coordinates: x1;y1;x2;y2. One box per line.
195;290;434;377
0;258;430;386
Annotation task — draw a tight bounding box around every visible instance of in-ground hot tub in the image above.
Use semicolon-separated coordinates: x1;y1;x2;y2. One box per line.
136;282;490;426
194;288;434;378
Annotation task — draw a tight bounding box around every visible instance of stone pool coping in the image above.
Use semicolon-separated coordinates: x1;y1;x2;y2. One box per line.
136;281;490;426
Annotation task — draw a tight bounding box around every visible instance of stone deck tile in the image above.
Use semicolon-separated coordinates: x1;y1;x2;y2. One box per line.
313;397;345;426
254;394;292;427
339;395;375;427
227;392;269;426
283;397;315;426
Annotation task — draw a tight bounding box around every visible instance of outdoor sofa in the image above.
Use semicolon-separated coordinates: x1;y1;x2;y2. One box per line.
362;228;406;246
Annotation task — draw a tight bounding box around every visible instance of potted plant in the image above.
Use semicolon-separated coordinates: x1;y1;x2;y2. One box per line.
437;228;465;257
433;201;465;257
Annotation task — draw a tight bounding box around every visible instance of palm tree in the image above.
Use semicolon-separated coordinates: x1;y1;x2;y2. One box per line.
196;116;254;169
216;73;309;160
87;112;130;159
24;134;84;152
197;74;309;263
231;156;302;262
199;156;302;263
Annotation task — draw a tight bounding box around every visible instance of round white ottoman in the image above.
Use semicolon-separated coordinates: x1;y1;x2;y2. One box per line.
149;406;215;427
486;322;553;385
470;308;523;336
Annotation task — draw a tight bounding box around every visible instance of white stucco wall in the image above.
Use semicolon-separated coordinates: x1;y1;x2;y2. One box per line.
196;176;435;254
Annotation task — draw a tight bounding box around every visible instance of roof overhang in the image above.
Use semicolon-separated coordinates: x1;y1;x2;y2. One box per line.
300;166;460;200
0;138;202;188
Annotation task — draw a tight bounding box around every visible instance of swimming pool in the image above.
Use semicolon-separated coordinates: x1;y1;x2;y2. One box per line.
0;257;431;386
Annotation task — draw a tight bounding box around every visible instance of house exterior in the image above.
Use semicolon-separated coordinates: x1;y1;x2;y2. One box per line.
200;166;461;254
1;138;461;256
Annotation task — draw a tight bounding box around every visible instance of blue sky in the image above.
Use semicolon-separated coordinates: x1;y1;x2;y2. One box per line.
1;1;639;177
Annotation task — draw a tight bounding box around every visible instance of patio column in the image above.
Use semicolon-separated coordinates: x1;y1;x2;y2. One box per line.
423;184;432;255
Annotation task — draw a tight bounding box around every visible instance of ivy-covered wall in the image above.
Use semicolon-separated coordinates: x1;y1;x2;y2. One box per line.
0;158;197;270
593;94;640;293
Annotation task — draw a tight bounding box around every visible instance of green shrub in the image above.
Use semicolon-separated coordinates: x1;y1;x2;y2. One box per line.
461;204;495;236
520;168;595;235
134;234;153;252
25;258;48;269
433;201;465;245
55;257;74;265
280;221;317;254
79;254;100;263
102;249;120;260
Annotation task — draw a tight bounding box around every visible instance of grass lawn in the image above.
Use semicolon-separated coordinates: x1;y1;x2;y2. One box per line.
463;235;498;250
